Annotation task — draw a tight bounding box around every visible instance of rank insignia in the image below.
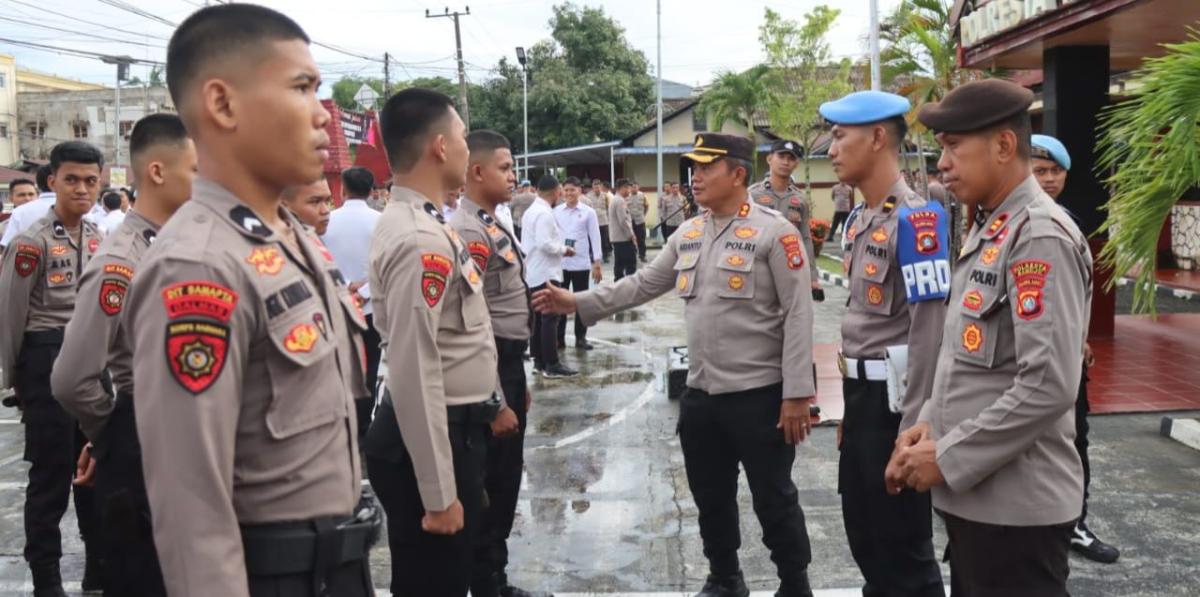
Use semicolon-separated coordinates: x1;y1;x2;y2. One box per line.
166;320;230;394
981;247;1000;266
734;226;758;239
864;263;879;277
728;275;745;290
846;226;858;242
962;323;983;353
994;226;1010;244
48;271;70;285
310;236;335;263
99;278;129;316
737;203;751;218
162;281;239;322
468;241;491;273
683;229;703;240
871;228;888;243
104;263;134;279
283;323;319;353
726;254;746;267
867;284;884;306
676;274;689;292
421;253;452;308
780;234;805;270
789;197;802;207
50;245;69;257
246;247;284;275
14;244;40;277
962;290;983;312
1012;260;1051;321
88;238;99;253
985;213;1009;237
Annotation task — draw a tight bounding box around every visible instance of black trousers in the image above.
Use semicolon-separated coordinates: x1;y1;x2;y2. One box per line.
830;211;850;238
368;420;489;597
95;393;166;597
16;339;99;570
359;315;384;445
839;378;944;597
244;518;374;597
633;222;647;259
661;224;678;242
599;225;611;260
248;560;372;597
556;270;591;345
529;283;561;369
942;512;1072;597
473;338;530;591
612;241;637;281
678;384;812;591
1074;364;1092;524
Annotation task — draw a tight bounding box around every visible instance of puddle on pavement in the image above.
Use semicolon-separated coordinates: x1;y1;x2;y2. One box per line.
612;310;644;323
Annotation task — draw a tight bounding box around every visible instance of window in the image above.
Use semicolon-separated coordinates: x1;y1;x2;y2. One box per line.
73;121;89;138
0;124;7;138
692;108;706;132
0;72;6;88
27;121;45;139
119;120;134;140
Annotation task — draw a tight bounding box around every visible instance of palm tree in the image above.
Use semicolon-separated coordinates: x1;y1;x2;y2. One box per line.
1096;31;1200;313
697;64;769;179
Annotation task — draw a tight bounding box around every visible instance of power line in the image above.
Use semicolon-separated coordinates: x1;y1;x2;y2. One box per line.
0;15;165;49
0;36;164;65
3;0;170;41
96;0;176;28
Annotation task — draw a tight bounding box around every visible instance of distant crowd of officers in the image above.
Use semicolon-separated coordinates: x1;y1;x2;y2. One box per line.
0;4;1115;597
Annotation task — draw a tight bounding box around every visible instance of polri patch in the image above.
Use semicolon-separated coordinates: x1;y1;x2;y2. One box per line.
906;210;940;255
14;244;41;277
1012;260;1051;321
866;284;884;306
780;234;805;270
962;323;983;353
99;278;129;316
981;247;1000;266
468;241;491;273
421;253;452;308
166;320;230;394
283;323;319;353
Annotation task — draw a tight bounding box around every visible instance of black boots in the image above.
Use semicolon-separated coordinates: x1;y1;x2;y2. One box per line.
695;572;750;597
31;563;66;597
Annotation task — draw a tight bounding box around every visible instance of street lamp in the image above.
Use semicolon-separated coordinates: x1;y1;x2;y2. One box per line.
515;46;528;178
101;55;133;167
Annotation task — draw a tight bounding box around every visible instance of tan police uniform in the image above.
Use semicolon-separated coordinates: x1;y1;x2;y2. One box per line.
608;192;637;279
124;178;369;597
658;191;686;241
364;186;504;596
750;179;819;284
510;191;536;235
589;190;609;227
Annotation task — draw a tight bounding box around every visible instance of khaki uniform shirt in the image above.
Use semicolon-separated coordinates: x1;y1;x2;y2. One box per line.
367;187;498;512
578;199;815;397
832;183;854;212
0;206;102;388
449;197;531;342
51;211;157;441
750;179;819;283
628;191;648;225
927;181;952;207
589;191;609;226
125;179;366;597
659;192;686;227
608;194;635;243
919;176;1090;526
511;192;536;227
840;179;946;429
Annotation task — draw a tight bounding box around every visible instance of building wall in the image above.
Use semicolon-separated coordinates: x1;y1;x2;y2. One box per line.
17;87;174;166
16;69;108;93
0;55;18;167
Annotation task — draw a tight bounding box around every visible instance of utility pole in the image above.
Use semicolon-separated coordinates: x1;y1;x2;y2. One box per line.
427;7;472;128
655;0;663;221
516;47;529;178
101;55;133;167
869;0;881;91
383;52;391;100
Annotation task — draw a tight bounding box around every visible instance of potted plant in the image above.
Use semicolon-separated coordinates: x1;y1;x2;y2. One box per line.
810;219;831;256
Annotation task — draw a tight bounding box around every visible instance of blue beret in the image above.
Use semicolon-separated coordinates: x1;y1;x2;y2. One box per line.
819;91;911;125
1031;134;1071;171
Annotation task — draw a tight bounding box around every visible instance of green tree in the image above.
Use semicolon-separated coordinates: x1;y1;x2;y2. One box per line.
758;6;853;191
1096;31;1200;313
331;76;386;111
698;65;769;134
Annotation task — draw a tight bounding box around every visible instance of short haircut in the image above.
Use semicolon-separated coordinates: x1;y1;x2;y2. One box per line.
341;166;374;198
563;176;581;187
467;130;511;163
615;178;632;189
380;88;456;173
130;114;189;163
881;116;908;150
9;178;36;193
36;165;52;192
591;178;603;186
167;4;309;112
49;141;104;173
102;191;122;210
723;158;753;187
537;174;560;192
986;111;1032;159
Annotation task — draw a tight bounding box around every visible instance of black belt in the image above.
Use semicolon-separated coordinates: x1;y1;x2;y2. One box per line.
23;328;64;346
446;395;502;425
241;515;373;577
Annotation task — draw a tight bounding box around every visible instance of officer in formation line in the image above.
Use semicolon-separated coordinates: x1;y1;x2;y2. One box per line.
886;78;1093;596
627;179;650;261
588;177;612;262
510;179;536;239
657;181;687;241
50;114;196;597
534;133;818;597
607;179;639;280
821;90;950;597
750;139;822;295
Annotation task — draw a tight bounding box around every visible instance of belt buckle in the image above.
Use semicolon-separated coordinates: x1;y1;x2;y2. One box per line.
836;351;847;378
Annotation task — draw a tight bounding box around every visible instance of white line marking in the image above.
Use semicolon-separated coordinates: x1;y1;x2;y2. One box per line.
369;591;879;597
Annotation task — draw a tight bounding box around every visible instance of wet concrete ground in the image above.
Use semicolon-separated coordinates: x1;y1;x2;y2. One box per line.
0;249;1196;595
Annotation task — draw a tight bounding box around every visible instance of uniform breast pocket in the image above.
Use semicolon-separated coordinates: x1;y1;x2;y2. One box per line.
716;251;756;300
264;310;341;439
337;289;369;332
460;289;488;329
954;288;1005;369
674;253;699;298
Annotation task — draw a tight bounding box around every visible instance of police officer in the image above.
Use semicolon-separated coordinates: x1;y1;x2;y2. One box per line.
608;179;638;280
1030;134;1120;564
886;79;1092;596
535;133;817;597
657;181;687;241
450;130;553;597
511;180;536;239
821;91;947;597
588;178;611;262
750;140;822;294
0;140;104;597
364;89;519;597
627;179;649;261
125;6;375;596
50;115;194;597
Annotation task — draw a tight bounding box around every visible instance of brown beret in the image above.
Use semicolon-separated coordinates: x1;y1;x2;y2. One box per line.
917;79;1034;133
683;133;755;164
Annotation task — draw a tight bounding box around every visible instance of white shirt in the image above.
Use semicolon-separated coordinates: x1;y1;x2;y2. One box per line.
0;192;56;247
443;204;457;221
495;202;515;235
521;197;565;287
99;209;126;235
554;201;601;271
84;202;106;227
322;198;382;316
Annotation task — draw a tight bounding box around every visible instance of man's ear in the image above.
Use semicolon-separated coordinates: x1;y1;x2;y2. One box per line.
432;133;448;164
994;129;1019;165
147;161;166;186
201;79;237;132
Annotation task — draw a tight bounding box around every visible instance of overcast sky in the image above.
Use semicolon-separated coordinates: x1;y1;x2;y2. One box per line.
0;0;905;94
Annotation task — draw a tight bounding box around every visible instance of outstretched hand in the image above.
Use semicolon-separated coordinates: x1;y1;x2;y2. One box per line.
531;285;577;315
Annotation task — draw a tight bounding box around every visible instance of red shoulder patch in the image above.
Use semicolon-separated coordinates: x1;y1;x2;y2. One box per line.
103;263;134;280
162;281;239;322
99;278;129;316
166;320;230;394
1012;260;1051;321
467;241;491;273
421;253;453;308
907;210;941;255
13;244;41;278
780;234;805;270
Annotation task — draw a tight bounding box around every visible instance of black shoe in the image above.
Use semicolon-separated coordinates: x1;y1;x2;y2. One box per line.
31;564;66;597
575;340;594;350
1071;521;1120;563
776;572;814;597
500;584;555;597
695;572;749;597
541;364;578;378
81;554;104;593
